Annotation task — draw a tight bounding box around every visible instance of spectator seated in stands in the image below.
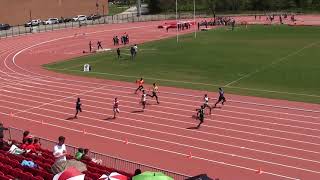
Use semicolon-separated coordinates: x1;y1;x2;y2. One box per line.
53;136;67;162
81;148;102;164
22;130;32;144
133;169;142;176
75;148;84;160
22;138;37;153
33;138;41;151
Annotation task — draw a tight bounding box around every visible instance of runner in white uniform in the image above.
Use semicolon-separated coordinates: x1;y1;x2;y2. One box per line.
203;94;212;114
113;98;120;119
141;90;147;111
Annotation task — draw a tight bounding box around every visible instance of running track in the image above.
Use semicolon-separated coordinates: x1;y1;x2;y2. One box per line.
1;16;320;180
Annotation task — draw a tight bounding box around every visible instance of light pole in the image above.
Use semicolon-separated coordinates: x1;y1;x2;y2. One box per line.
176;0;179;43
103;4;105;23
194;0;196;38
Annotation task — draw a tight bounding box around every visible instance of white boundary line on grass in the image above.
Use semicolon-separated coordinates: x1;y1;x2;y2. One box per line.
224;40;320;87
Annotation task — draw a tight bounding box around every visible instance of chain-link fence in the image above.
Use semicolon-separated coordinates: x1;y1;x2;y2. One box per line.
3;126;190;180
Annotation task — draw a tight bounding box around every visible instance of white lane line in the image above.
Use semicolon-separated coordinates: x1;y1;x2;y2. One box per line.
1;74;319;130
3;79;320;146
1;94;320;165
3;89;320;156
1;104;320;175
4;77;320;139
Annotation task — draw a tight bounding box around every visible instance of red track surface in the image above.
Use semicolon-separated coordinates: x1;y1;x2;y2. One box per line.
1;16;320;180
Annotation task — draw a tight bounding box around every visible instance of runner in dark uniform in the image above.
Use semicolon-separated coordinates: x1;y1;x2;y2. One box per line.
196;105;205;128
214;88;226;108
74;97;82;119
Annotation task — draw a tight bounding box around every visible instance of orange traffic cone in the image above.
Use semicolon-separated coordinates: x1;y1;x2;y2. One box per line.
124;138;129;144
188;152;193;159
256;168;263;174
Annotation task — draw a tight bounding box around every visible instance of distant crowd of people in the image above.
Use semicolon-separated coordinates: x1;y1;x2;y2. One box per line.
113;33;129;46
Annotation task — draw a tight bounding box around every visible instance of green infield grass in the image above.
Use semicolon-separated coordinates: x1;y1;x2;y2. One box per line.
44;25;320;104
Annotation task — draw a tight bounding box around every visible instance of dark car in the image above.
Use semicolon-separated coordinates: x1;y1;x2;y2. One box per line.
87;14;101;21
59;18;72;23
0;24;10;30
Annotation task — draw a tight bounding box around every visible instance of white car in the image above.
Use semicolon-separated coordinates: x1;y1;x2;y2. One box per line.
73;15;87;22
25;19;41;27
44;18;59;25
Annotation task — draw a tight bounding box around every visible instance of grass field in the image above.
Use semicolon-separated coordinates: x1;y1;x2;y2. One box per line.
108;4;130;15
44;25;320;104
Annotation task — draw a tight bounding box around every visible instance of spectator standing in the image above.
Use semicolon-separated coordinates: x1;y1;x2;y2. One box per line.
130;46;135;60
53;136;67;162
133;44;138;56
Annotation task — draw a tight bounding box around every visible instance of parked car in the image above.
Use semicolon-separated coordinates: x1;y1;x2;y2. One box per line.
43;18;59;25
73;15;87;22
59;17;72;23
24;19;41;27
0;23;10;30
87;14;101;21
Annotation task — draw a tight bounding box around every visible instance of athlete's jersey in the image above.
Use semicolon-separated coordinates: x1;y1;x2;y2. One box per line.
142;94;147;101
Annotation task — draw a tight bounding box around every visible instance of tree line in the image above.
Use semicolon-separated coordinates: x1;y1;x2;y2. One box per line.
147;0;320;13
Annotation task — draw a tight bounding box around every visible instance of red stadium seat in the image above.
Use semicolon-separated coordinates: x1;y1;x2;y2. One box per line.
0;175;11;180
34;176;45;180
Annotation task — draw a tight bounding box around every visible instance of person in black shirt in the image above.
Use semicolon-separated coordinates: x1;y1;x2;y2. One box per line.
0;123;8;149
117;48;121;59
97;41;103;50
130;46;135;60
74;97;82;119
214;87;226;108
196;106;205;128
89;41;92;53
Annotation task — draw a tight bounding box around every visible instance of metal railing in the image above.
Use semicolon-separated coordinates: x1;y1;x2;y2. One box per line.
4;126;190;180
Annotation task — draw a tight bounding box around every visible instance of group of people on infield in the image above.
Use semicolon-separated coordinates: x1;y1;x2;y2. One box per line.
73;78;226;129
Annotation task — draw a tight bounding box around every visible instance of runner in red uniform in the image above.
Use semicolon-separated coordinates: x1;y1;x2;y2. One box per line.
113;98;120;119
135;78;144;94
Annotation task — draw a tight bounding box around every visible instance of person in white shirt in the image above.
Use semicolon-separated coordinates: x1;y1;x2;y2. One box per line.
141;90;147;111
133;44;138;56
53;136;67;162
